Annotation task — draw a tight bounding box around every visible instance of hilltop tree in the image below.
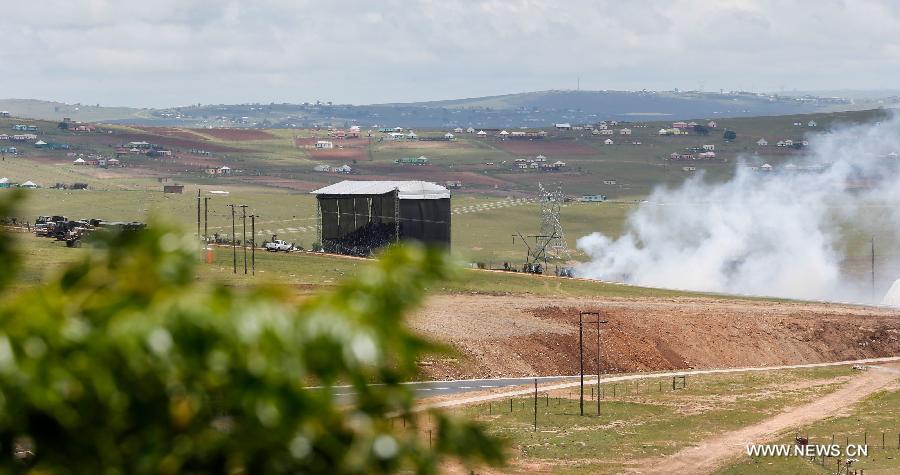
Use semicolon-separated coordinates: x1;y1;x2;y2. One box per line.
723;130;737;141
0;193;503;474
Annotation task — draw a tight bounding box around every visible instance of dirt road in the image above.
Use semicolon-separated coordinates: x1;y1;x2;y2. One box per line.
411;294;900;379
637;364;900;474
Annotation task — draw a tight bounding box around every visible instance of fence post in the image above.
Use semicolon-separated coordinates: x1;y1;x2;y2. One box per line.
510;399;513;413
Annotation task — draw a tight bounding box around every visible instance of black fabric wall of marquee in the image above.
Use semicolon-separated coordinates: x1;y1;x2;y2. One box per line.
317;192;450;255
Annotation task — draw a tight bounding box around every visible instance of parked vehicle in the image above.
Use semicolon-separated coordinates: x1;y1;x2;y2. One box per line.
264;239;296;252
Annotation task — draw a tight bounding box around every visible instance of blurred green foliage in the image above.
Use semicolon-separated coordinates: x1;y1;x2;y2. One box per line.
0;194;503;474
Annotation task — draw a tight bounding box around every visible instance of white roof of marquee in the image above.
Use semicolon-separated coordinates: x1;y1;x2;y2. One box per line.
311;180;450;200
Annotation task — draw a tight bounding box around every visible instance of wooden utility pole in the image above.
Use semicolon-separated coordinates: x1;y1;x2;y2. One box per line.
240;205;248;275
579;313;584;416
203;197;210;242
871;236;876;302
533;378;538;431
579;311;607;416
196;189;201;239
229;204;236;274
251;214;256;276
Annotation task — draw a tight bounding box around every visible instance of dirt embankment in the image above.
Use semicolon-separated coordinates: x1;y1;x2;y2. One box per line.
410;295;900;380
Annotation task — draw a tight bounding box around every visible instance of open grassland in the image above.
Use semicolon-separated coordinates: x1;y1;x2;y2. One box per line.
7;188;636;264
719;380;900;475
10;231;712;300
2;109;886;200
444;367;861;474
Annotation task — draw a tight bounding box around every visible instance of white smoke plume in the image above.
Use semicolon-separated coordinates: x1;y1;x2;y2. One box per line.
576;112;900;303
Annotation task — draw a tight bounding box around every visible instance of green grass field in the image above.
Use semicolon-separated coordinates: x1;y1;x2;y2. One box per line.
445;367;860;474
718;383;900;474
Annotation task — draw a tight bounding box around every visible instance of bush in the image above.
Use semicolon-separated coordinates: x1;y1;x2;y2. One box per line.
0;194;503;473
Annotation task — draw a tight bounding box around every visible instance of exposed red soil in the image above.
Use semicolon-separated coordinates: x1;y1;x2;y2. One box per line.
411;295;900;380
113;132;246;153
494;138;597;156
295;137;371;147
194;128;277;141
133;127;211;141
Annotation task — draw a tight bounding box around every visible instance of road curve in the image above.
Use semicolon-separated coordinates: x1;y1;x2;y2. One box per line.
413;355;900;412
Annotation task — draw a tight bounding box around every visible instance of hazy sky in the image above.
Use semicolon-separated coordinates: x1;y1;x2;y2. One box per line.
3;0;900;108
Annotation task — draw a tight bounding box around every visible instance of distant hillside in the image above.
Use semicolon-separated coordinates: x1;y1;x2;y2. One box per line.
392;90;850;118
0;99;152;123
0;90;876;129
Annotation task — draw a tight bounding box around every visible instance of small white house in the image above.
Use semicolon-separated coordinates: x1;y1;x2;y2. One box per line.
315;140;335;149
20;180;39;189
757;138;768;146
334;164;352;174
535;154;547;162
407;132;419;140
619;128;632;135
73;157;86;165
444;132;454;139
702;144;715;151
808;120;817;128
552;160;566;168
760;163;773;172
476;130;487;136
499;130;509;137
313;164;332;172
554;123;572;130
658;128;669;136
453;127;464;133
707;121;718;128
466;127;476;133
604;138;614;145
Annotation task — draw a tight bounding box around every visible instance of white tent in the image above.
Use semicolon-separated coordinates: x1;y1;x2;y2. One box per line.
73;157;86;164
0;177;8;184
311;180;450;200
20;180;39;188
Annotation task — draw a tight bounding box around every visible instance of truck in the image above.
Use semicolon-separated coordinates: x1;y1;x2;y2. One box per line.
264;239;296;252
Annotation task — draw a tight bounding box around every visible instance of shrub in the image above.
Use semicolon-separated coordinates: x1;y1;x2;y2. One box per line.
0;194;503;474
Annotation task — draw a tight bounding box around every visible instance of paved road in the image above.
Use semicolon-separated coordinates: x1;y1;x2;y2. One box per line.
320;355;900;404
418;355;900;412
325;375;581;400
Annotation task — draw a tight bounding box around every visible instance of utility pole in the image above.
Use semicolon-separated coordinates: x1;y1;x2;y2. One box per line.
196;189;201;239
203;197;210;242
240;205;248;275
579;311;607;416
579;313;584;416
871;236;876;303
250;214;257;276
229;204;236;274
533;378;538;431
